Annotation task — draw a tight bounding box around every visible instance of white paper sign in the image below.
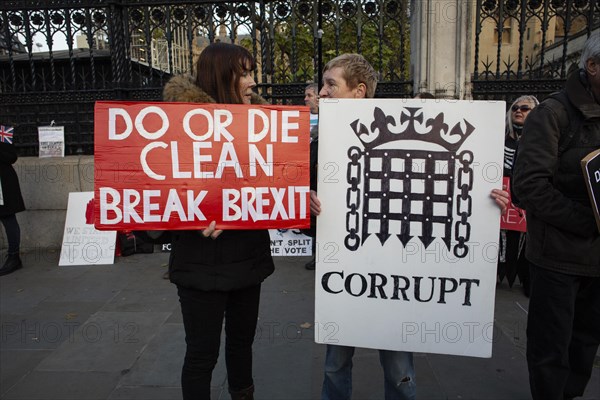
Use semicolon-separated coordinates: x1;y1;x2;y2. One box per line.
38;126;65;158
314;99;505;358
269;229;312;256
59;192;117;266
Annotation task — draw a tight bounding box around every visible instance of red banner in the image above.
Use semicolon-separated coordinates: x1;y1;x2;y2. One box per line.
94;101;310;231
500;177;527;232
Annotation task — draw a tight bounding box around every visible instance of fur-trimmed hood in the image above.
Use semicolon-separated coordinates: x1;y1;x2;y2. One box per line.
162;74;268;105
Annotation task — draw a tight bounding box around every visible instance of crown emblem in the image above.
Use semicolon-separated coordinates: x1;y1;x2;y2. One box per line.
350;107;474;152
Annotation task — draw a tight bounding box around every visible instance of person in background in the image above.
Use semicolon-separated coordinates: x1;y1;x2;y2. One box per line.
161;42;275;400
0;135;25;276
304;82;320;270
499;95;538;295
305;82;320;140
512;33;600;400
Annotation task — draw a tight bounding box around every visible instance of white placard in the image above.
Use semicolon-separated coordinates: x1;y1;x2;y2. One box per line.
269;229;312;256
59;192;117;266
38;125;65;158
314;99;505;358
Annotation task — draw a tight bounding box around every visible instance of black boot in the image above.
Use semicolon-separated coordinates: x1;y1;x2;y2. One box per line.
0;253;23;276
229;385;254;400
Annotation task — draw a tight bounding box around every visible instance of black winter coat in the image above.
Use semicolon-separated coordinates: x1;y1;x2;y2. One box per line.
161;75;275;291
513;70;600;276
0;142;26;217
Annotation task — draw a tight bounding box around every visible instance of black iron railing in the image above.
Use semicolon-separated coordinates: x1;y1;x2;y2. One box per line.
0;0;413;156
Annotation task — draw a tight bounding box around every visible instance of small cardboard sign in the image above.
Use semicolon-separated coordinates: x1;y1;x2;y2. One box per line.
581;149;600;232
269;229;312;256
59;192;117;266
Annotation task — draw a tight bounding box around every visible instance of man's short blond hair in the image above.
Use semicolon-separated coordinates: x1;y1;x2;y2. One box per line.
323;53;378;98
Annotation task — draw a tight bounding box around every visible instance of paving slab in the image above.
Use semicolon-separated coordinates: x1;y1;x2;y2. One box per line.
107;386;184;400
35;311;171;372
1;371;122;400
1;301;106;350
0;349;52;396
117;323;184;388
100;284;178;313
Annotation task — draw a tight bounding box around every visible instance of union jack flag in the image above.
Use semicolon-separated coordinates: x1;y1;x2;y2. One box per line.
0;125;14;144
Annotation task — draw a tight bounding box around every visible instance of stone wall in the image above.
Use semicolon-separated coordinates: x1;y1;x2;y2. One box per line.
1;156;94;252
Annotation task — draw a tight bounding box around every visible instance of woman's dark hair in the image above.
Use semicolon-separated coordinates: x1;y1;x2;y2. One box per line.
194;42;255;104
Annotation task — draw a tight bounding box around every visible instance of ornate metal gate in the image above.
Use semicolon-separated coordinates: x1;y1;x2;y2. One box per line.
0;0;412;156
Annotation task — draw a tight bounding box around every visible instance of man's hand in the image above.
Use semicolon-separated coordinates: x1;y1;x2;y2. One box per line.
310;190;321;216
491;188;510;215
201;221;223;239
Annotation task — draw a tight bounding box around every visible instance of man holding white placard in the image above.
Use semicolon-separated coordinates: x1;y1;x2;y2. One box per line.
310;53;510;400
310;52;416;400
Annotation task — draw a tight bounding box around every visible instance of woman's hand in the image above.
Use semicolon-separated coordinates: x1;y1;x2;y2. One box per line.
310;190;321;216
491;187;510;215
201;221;223;239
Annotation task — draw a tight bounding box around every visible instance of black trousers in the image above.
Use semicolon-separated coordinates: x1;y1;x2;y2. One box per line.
177;284;261;400
526;263;600;400
0;214;20;254
498;230;529;288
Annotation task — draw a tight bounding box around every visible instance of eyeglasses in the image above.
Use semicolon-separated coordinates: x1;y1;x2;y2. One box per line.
511;105;532;112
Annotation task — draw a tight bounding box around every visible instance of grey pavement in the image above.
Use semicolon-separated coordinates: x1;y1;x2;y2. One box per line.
1;250;599;400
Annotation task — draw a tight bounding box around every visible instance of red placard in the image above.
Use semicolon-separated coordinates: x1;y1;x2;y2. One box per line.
500;177;527;232
94;101;310;231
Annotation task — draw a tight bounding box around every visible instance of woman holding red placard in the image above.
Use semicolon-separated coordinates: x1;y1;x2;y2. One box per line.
499;95;539;295
161;42;274;400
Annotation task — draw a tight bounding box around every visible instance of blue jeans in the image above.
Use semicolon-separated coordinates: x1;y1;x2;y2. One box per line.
322;345;416;400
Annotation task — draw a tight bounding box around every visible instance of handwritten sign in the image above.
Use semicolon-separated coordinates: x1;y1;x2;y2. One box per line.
500;177;526;232
59;192;117;266
94;101;311;231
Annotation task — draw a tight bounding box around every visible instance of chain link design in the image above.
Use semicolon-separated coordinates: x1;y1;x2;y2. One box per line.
454;150;474;258
345;147;362;251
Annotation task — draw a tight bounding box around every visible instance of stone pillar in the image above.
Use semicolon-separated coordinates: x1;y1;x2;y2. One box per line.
410;0;474;99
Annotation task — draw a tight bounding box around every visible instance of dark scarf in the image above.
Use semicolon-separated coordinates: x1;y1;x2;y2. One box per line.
512;123;523;139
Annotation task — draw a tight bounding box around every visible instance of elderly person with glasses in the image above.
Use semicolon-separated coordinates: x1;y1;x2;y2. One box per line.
499;95;539;295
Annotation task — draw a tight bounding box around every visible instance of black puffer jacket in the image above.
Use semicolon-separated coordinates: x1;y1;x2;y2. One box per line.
161;75;275;291
0;142;26;217
513;70;600;276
